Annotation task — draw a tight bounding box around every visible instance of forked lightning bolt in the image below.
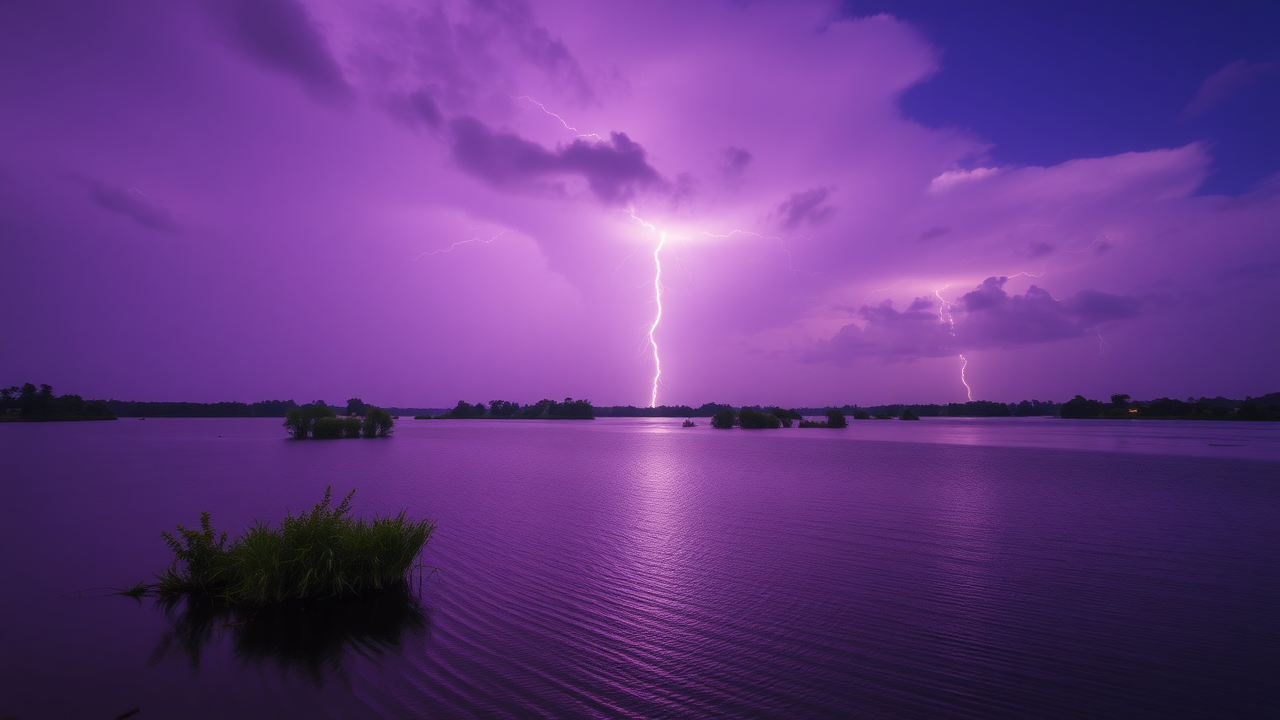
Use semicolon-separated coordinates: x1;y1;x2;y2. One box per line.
649;232;666;408
626;209;667;407
934;287;974;401
512;95;603;141
412;230;506;260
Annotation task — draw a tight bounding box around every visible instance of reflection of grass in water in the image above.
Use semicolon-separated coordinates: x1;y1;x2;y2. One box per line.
151;582;430;683
156;487;433;606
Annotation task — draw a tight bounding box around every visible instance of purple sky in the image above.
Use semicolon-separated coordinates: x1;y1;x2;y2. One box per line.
2;0;1277;407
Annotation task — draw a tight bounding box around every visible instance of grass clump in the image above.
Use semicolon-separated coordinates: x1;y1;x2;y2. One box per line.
158;487;432;606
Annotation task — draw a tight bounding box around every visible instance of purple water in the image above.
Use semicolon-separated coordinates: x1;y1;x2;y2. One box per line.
2;417;1278;718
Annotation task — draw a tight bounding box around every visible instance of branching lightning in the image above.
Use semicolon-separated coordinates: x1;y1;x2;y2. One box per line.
624;209;668;408
412;230;506;260
934;286;974;401
511;95;603;141
649;231;667;408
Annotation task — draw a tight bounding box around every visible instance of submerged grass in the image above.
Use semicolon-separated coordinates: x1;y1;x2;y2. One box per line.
157;487;432;606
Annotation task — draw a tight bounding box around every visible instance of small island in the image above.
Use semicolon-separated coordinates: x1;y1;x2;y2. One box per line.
284;402;394;439
143;487;432;606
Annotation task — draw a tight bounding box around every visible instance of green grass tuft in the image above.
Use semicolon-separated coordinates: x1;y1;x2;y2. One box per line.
157;487;433;606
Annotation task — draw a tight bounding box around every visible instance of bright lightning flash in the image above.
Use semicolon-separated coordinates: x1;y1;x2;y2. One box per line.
649;232;667;408
934;286;974;401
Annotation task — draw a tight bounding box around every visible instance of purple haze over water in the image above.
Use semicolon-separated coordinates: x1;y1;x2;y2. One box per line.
2;418;1277;718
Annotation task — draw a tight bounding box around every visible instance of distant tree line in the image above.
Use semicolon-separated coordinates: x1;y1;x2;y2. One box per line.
597;403;734;418
0;383;115;421
427;398;595;420
105;398;299;418
710;406;847;429
284;402;394;439
1060;393;1280;420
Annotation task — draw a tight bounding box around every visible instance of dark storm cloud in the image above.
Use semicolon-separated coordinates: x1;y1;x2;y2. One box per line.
481;0;595;101
388;89;444;132
204;0;355;107
70;176;181;233
775;186;837;229
449;117;664;205
806;277;1142;364
956;277;1140;348
720;146;753;177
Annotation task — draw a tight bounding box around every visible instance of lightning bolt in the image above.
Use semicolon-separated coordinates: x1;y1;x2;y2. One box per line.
934;286;974;401
625;209;668;407
1096;328;1108;355
511;95;603;141
412;230;506;260
626;210;822;406
649;232;666;408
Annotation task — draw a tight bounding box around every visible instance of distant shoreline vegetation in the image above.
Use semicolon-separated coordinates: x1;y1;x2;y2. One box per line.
1059;393;1280;421
5;387;1277;424
419;398;595;420
0;383;115;422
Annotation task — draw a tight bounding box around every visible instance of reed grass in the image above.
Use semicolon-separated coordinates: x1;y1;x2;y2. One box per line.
157;487;432;606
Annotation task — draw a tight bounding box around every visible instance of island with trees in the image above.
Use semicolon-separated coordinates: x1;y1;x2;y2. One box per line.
284;402;394;439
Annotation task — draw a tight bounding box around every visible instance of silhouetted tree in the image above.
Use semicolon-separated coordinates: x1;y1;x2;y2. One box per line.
362;407;394;437
1061;395;1105;419
827;410;848;428
284;403;336;438
900;409;919;421
345;398;367;417
739;407;782;429
711;409;736;429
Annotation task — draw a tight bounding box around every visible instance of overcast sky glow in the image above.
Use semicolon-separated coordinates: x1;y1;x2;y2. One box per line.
1;0;1277;407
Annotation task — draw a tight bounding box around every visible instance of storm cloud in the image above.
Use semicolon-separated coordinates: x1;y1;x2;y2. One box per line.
204;0;355;107
775;186;837;229
449;117;664;205
807;277;1142;364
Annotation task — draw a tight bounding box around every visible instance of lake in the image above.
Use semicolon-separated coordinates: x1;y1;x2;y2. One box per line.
1;417;1277;718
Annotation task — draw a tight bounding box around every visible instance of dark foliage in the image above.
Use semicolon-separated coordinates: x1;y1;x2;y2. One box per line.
853;411;871;420
312;417;345;439
1012;399;1062;416
362;407;394;437
0;382;116;421
283;403;336;438
711;408;737;429
157;487;432;606
1060;395;1106;419
488;400;521;417
739;407;782;429
764;407;802;427
901;409;920;421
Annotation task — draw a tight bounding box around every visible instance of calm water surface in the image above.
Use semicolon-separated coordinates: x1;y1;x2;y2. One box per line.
1;417;1277;718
